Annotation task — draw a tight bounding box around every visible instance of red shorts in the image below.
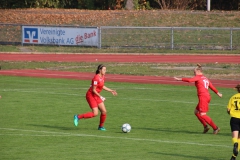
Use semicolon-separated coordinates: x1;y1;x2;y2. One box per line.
196;95;210;113
86;92;103;108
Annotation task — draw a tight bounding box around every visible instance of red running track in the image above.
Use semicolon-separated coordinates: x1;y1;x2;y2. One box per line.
0;53;239;88
0;53;239;63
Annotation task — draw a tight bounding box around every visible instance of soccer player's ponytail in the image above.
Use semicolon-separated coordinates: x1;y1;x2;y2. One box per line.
195;63;203;72
95;64;105;74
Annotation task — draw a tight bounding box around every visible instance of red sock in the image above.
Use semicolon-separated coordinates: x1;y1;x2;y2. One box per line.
99;114;107;127
78;112;94;119
201;115;217;130
195;113;207;127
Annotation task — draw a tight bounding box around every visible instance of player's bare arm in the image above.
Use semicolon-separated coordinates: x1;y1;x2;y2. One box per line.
103;86;117;96
217;92;222;98
174;77;182;81
227;108;230;114
92;85;105;101
92;85;101;97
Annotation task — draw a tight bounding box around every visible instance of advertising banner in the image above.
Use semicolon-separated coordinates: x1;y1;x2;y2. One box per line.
22;26;99;47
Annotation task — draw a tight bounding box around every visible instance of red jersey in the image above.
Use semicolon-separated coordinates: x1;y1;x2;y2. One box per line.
87;74;105;94
182;75;218;97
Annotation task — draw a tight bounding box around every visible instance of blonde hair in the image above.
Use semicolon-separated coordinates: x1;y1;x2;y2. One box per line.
195;63;203;72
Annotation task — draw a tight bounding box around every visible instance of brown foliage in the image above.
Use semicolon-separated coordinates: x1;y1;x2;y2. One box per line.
0;8;239;27
154;0;206;10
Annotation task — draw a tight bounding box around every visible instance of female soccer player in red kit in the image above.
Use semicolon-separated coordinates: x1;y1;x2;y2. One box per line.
73;64;117;131
174;64;222;134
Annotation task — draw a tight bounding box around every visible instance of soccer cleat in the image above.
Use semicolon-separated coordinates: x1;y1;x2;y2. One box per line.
203;126;210;134
233;143;239;157
213;127;220;135
230;155;236;160
73;115;79;126
98;127;106;131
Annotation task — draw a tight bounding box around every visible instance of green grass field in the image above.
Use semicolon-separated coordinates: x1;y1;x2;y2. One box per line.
0;75;237;160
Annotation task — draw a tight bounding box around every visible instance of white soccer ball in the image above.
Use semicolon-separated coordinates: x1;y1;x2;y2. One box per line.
122;123;131;133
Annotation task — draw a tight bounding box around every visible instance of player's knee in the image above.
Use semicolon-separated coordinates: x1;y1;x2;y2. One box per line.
92;111;98;117
200;112;206;116
194;109;198;114
101;111;107;115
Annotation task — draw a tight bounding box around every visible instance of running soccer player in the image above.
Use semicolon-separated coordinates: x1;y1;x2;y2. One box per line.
73;64;117;131
174;63;222;134
228;84;240;160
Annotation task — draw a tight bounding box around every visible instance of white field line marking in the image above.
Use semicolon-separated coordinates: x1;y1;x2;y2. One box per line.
2;87;188;91
0;71;91;79
1;79;85;86
2;90;81;96
1;79;199;92
2;79;232;93
1;74;236;89
0;81;196;92
0;128;231;148
2;71;177;84
1;88;86;91
0;133;73;137
1;89;224;106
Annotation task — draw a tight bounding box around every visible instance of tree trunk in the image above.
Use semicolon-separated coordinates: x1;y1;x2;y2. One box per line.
238;0;240;10
125;0;134;10
155;0;169;9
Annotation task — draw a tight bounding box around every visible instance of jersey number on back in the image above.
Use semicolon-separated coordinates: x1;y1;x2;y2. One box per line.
203;79;209;89
234;100;240;110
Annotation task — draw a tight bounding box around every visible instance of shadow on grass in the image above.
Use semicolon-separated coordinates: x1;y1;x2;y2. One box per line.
27;124;76;131
149;152;226;160
136;127;200;134
135;127;230;137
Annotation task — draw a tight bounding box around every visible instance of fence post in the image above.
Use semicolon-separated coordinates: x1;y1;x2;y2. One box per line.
230;28;233;51
171;27;174;50
21;25;23;46
99;27;101;49
207;0;211;11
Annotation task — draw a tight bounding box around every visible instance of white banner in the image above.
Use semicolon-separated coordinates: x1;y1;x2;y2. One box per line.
22;26;99;47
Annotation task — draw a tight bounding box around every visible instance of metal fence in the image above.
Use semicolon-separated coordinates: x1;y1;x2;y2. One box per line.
100;26;240;50
0;23;240;50
0;23;21;45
